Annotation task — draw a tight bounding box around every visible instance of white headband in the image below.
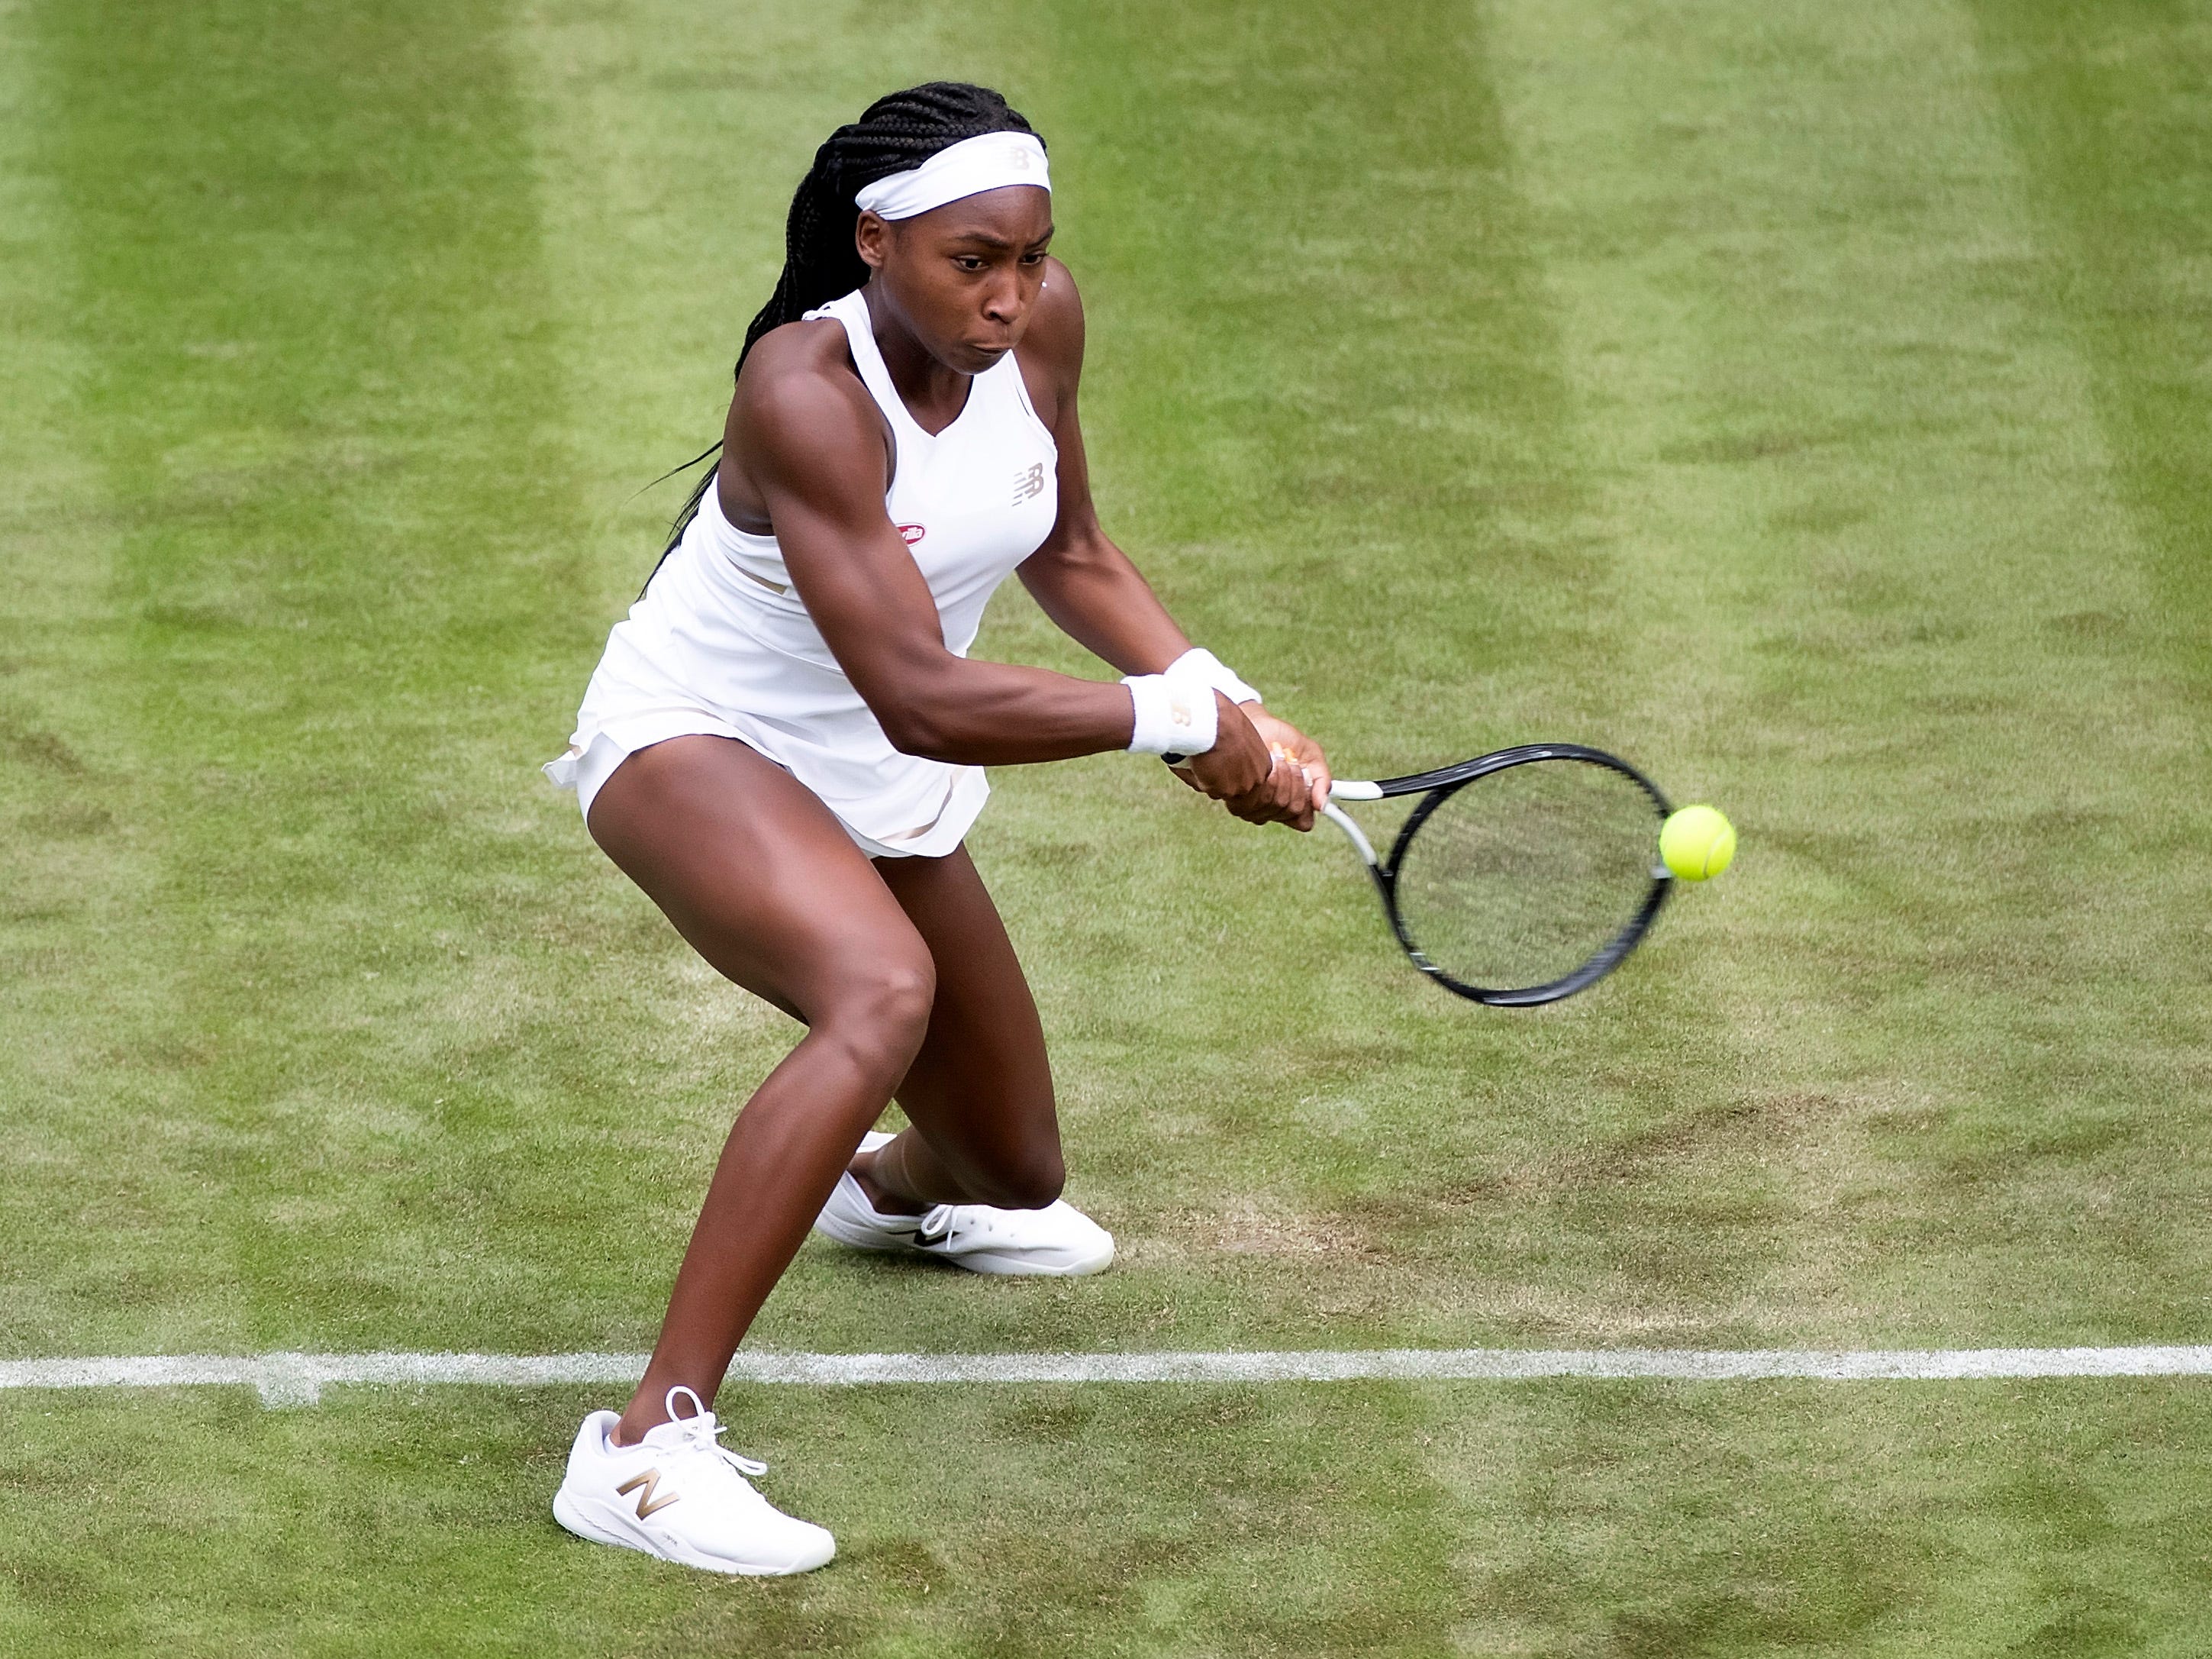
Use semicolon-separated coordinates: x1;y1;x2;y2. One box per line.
853;131;1051;222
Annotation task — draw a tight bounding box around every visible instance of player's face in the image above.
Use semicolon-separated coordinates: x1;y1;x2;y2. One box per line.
856;187;1053;375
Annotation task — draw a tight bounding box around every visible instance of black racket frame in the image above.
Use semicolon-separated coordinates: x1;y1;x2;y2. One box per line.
1354;743;1673;1008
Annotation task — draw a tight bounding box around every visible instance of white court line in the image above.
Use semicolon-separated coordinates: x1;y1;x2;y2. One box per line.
2;1347;2209;1407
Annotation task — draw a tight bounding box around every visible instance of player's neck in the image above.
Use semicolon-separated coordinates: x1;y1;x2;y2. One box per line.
862;285;972;429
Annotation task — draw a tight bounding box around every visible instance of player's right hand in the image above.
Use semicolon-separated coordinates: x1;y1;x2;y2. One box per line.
1176;697;1315;830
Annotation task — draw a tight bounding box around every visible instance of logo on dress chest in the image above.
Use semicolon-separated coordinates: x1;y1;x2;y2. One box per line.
1011;463;1047;506
896;523;926;545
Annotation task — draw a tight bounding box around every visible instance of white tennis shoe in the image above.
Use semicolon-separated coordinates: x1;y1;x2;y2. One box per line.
552;1386;834;1576
814;1131;1116;1277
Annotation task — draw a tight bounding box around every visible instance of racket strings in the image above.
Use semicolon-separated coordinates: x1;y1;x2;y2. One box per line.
1389;760;1660;996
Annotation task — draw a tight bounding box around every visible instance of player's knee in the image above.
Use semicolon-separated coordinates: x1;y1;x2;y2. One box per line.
820;953;936;1072
978;1137;1064;1210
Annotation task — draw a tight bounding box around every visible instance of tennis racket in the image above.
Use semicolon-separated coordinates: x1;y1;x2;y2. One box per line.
1317;744;1673;1007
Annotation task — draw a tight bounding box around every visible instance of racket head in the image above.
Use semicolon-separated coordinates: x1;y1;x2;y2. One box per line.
1369;745;1672;1007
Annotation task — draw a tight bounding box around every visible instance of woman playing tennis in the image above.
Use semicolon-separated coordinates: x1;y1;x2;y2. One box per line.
544;82;1330;1574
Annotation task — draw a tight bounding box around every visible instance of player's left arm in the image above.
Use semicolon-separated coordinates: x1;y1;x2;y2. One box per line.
1014;260;1332;802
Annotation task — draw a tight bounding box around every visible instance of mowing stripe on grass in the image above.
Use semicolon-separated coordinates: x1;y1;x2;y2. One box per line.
3;1347;2208;1406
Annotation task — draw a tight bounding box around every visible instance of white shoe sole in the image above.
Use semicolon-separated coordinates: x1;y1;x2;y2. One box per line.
553;1486;835;1577
937;1246;1114;1277
811;1202;926;1256
818;1132;1114;1277
814;1211;1114;1275
815;1196;1114;1276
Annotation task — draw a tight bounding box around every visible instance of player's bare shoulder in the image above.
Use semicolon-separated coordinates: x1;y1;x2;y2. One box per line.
726;318;891;507
1026;257;1085;366
1015;257;1085;428
734;318;881;446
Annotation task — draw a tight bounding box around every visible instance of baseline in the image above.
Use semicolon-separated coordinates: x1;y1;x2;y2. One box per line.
2;1345;2208;1407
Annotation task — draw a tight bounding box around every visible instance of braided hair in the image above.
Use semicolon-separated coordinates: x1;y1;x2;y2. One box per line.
655;82;1043;562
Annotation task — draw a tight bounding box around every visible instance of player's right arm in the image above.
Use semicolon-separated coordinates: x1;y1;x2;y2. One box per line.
724;328;1280;806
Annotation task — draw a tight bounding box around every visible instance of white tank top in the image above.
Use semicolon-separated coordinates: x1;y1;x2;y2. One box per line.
569;287;1059;855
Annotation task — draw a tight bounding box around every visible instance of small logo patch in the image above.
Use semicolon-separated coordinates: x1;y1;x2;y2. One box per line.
897;523;926;545
1011;463;1047;506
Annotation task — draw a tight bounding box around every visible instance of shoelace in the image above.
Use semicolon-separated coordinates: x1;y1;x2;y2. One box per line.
663;1384;767;1478
916;1203;1027;1247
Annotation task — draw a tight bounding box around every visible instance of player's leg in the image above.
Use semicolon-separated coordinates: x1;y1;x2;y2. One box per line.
553;733;941;1574
814;846;1114;1275
582;733;936;1438
866;846;1063;1207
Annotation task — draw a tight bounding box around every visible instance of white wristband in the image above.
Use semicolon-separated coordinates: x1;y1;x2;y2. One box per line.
1166;646;1260;707
1123;673;1219;758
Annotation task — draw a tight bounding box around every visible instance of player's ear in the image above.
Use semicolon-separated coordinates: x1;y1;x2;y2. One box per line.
855;209;891;272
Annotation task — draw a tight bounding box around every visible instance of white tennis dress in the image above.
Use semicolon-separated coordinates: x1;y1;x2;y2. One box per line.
546;289;1060;858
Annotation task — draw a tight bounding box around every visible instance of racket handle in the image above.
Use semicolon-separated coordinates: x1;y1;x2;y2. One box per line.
1330;779;1383;802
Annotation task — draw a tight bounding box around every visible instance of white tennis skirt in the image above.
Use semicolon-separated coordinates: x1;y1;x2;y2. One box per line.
544;536;988;862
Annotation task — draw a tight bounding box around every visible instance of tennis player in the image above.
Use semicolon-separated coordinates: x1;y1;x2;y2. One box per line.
543;82;1330;1575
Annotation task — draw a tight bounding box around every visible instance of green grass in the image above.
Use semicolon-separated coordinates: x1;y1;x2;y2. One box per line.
3;0;2210;1651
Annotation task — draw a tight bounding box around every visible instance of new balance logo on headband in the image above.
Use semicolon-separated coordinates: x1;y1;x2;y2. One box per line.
1011;463;1046;505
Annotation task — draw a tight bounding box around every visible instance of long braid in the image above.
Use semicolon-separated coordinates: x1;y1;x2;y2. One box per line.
653;83;1043;573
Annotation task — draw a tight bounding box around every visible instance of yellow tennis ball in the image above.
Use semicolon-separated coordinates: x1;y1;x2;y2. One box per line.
1660;805;1736;881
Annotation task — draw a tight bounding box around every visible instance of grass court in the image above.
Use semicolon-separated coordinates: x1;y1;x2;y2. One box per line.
3;0;2210;1651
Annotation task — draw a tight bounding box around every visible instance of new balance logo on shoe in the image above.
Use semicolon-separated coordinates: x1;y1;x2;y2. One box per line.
616;1469;681;1519
1011;463;1046;505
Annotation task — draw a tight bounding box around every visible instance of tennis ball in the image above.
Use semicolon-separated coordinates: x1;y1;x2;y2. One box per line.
1660;804;1736;881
